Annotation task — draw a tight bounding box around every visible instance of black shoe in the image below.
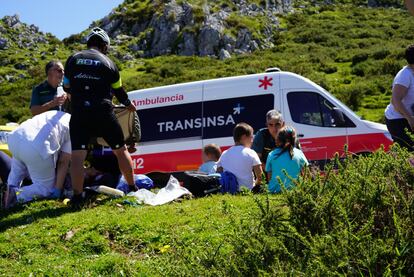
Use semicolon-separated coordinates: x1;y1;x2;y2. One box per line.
128;184;138;192
69;193;84;209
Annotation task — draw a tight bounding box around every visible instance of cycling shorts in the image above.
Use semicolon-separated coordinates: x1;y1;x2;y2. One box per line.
70;110;124;151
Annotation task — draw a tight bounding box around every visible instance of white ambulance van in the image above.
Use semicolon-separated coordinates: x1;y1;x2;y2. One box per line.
127;69;393;173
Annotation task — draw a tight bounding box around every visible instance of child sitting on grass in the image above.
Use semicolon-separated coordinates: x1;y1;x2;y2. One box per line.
198;143;222;174
217;122;263;190
266;126;308;193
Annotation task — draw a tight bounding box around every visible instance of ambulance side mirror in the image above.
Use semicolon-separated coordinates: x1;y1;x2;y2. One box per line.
332;107;346;127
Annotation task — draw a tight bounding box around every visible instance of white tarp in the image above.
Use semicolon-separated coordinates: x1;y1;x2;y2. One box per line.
128;175;191;206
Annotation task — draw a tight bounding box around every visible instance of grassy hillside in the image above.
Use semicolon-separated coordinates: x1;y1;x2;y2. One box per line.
0;16;71;123
1;146;413;275
1;2;413;275
1;3;413;124
119;4;413;123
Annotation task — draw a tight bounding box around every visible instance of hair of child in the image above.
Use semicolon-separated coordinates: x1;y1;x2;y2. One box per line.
276;126;297;159
233;122;253;143
203;143;222;161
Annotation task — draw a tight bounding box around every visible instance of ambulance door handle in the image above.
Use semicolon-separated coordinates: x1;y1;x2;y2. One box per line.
298;133;304;138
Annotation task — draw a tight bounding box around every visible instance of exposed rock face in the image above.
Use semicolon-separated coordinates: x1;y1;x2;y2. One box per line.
3;15;20;28
1;14;50;50
0;14;59;82
91;0;402;59
0;37;8;50
95;0;294;58
219;48;231;60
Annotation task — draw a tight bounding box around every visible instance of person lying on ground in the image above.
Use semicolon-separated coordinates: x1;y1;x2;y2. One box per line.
83;165;153;193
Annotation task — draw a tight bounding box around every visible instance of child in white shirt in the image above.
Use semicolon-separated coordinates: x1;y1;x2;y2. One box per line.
217;122;263;190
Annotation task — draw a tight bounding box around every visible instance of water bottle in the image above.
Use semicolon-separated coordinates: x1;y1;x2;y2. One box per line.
56;86;65;111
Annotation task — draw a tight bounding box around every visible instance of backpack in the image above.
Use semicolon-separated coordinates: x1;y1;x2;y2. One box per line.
219;171;239;194
97;105;141;147
181;171;221;197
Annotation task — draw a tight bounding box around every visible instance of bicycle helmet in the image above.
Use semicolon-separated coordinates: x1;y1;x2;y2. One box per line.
86;27;110;46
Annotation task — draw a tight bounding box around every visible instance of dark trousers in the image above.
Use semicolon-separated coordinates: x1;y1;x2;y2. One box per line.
0;151;11;183
386;118;414;151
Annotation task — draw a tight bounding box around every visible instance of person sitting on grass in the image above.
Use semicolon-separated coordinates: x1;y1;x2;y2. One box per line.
217;122;263;191
266;126;308;193
198;143;222;174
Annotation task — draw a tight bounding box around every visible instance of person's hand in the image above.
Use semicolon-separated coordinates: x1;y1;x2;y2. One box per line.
53;93;67;107
251;184;263;194
126;103;136;112
50;187;62;199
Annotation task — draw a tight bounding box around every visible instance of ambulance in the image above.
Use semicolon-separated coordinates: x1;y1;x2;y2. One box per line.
127;69;393;173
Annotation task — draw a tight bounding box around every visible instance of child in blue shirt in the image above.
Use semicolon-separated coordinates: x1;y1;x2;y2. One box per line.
198;143;222;174
265;126;308;193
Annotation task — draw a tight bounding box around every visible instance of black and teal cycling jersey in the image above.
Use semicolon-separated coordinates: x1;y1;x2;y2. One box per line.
63;48;130;111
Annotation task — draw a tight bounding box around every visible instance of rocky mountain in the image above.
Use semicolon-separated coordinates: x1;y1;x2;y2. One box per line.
0;14;65;84
0;0;409;124
0;15;49;50
78;0;402;61
86;0;294;60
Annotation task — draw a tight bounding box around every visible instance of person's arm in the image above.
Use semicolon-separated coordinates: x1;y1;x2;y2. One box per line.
55;152;71;190
30;85;61;116
391;84;414;129
63;56;73;94
31;97;65;116
112;87;136;112
110;63;136;112
251;131;264;160
300;155;309;175
49;151;71;198
50;126;71;198
267;172;272;182
253;164;263;186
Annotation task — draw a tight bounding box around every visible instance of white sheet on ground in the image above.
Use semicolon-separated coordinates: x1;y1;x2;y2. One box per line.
127;175;191;206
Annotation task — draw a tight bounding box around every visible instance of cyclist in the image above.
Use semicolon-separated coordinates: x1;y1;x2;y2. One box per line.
63;27;137;207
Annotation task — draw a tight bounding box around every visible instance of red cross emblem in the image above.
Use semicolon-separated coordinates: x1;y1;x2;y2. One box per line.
258;76;273;90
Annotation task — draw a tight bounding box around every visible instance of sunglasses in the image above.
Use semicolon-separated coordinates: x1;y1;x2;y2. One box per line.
53;68;64;73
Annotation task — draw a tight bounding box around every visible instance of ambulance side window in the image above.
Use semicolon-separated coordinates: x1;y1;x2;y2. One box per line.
287;92;355;127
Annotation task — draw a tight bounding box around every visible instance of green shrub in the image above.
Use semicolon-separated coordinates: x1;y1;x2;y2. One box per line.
381;58;403;76
352;53;369;65
333;83;372;110
372;49;391;60
284;146;414;275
